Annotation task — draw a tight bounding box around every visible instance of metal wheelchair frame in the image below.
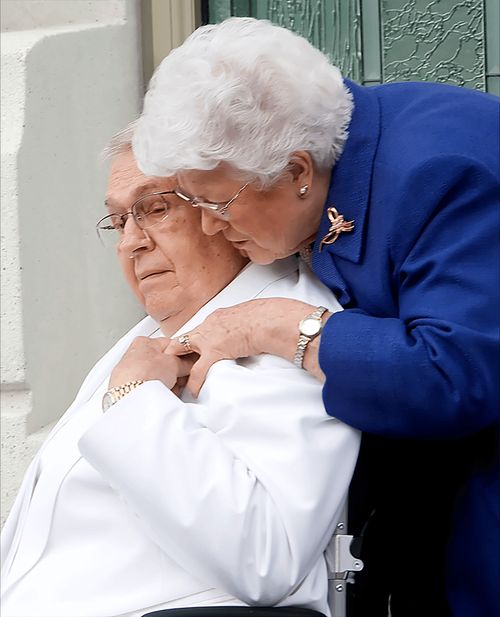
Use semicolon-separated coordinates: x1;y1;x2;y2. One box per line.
143;504;363;617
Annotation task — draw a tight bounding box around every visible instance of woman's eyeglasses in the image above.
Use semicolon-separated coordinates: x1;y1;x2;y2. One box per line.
174;182;249;220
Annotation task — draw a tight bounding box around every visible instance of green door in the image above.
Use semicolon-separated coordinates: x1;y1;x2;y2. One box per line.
206;0;499;96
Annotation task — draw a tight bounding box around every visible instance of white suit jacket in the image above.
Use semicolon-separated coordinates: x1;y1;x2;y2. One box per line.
1;258;360;617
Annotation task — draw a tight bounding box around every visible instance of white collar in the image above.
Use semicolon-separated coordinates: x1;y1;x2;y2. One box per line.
171;257;298;338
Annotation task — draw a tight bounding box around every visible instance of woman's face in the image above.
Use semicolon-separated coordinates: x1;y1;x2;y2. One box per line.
105;150;248;334
176;159;329;265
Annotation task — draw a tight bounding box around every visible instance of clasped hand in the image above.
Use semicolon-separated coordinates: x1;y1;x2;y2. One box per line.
167;298;326;397
111;298;327;398
109;336;196;396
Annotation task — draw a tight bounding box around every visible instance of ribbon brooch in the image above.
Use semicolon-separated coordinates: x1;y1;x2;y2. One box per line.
319;207;354;251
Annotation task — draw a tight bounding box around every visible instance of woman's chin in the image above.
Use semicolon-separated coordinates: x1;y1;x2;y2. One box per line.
236;247;249;259
244;250;277;265
237;242;290;265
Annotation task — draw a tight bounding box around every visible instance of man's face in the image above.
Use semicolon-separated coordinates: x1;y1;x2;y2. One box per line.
105;150;248;330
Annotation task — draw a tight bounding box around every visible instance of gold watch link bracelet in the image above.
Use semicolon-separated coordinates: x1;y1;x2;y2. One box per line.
102;380;145;412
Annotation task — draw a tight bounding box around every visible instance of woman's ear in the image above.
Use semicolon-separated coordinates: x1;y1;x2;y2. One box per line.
288;151;315;190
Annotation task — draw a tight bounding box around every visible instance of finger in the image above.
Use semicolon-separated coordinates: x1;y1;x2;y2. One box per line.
168;332;200;356
186;356;214;399
171;375;188;398
176;353;198;377
129;336;166;353
163;339;182;356
154;336;172;353
168;337;194;356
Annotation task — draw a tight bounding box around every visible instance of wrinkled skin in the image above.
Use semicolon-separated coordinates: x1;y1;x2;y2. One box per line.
168;298;330;398
105;149;248;392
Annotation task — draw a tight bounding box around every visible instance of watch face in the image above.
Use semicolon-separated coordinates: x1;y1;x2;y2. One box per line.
300;316;322;337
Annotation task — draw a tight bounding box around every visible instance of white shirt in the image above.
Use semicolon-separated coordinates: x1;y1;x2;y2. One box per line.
1;258;360;617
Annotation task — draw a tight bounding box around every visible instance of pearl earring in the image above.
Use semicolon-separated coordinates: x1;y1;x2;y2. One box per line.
298;185;309;197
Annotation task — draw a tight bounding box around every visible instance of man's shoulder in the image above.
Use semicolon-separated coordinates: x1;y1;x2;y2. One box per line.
252;258;341;313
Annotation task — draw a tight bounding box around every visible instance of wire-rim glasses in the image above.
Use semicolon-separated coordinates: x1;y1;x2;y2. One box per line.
174;182;250;220
96;191;176;247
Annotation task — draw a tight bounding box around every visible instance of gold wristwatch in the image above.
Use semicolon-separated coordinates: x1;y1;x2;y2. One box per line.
294;306;328;369
102;380;144;412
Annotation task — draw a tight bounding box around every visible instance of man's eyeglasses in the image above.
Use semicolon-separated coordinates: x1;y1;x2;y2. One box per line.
174;182;250;220
96;191;176;247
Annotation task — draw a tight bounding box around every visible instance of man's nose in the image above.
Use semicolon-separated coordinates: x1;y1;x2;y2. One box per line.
119;216;154;253
200;210;229;236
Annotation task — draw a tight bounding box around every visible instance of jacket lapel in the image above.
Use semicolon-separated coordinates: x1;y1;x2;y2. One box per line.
1;315;160;587
61;315;161;425
313;79;381;304
2;261;300;589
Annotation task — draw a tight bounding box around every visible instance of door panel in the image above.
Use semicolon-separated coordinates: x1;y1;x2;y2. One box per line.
206;0;499;94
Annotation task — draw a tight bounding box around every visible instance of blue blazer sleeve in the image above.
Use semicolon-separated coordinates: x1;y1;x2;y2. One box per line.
319;156;500;439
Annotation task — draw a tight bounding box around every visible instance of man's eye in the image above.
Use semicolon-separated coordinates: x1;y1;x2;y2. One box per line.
140;196;170;218
150;205;167;214
140;206;166;219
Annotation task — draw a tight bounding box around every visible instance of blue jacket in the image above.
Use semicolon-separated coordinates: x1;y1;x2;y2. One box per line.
313;80;499;616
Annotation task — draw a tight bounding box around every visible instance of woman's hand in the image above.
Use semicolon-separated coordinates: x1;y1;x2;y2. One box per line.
167;298;329;397
109;336;195;393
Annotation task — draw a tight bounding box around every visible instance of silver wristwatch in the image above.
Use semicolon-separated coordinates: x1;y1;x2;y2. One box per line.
294;306;328;369
102;380;144;412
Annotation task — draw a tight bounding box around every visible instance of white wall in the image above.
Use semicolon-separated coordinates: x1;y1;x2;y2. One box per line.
1;0;145;524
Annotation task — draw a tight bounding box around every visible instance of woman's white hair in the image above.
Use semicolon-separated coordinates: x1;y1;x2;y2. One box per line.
133;17;353;187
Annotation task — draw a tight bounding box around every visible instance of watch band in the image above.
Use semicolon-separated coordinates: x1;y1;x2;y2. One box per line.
102;380;144;412
294;306;328;369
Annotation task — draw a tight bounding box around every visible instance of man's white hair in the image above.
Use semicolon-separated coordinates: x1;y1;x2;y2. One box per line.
133;17;353;187
101;121;136;161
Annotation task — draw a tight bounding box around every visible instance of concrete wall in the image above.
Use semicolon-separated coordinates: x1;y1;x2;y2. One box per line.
1;0;145;524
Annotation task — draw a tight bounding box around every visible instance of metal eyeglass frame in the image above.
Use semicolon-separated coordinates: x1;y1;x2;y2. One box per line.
174;182;250;220
95;191;176;245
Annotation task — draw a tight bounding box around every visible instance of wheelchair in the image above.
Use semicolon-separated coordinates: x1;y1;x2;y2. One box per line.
143;504;363;617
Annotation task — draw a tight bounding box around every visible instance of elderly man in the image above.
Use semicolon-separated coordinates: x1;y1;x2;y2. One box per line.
0;140;360;617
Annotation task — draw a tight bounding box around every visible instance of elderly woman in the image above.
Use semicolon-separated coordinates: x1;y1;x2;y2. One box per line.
0;144;360;616
132;17;500;617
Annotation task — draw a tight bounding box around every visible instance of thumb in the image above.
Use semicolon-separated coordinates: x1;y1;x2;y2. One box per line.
176;354;197;377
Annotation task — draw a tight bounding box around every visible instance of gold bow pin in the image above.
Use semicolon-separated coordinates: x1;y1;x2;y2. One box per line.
319;207;354;251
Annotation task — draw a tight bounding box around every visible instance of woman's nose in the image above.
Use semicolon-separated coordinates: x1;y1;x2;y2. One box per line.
200;210;229;236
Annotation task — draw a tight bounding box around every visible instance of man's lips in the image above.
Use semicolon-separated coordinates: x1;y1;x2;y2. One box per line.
138;270;170;281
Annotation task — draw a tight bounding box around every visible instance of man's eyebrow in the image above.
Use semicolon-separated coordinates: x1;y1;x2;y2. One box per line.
104;181;161;211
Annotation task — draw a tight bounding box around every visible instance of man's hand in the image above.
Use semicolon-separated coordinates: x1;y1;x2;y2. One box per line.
109;336;195;392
